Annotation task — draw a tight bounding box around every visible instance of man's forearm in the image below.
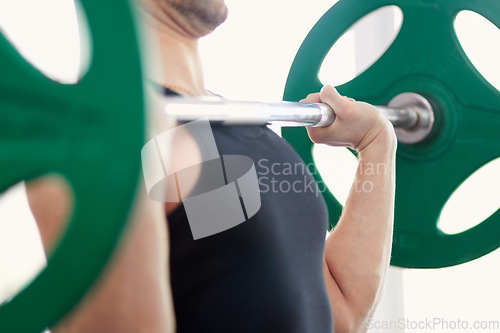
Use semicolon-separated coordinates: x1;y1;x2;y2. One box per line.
324;128;397;331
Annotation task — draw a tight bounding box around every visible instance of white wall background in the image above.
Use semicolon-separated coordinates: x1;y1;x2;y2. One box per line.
0;0;499;332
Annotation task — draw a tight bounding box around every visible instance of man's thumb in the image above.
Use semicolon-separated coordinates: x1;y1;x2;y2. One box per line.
320;85;351;117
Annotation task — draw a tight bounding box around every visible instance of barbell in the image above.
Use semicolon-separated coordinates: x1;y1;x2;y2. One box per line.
0;0;499;331
163;91;435;144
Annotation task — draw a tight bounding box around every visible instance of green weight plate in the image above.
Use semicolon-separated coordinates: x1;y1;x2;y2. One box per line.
284;0;500;268
0;0;145;331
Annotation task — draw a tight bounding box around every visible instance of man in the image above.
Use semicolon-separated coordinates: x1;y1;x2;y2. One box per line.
27;0;396;332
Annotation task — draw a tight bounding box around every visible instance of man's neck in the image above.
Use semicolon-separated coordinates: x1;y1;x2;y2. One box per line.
142;14;209;96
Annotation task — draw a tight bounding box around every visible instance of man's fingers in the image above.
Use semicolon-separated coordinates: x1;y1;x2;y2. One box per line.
299;92;321;103
301;89;354;105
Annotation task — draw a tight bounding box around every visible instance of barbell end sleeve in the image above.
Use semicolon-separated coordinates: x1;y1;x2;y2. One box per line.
387;92;436;144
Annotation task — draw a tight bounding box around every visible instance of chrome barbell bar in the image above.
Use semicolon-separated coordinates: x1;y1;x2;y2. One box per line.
164;92;435;143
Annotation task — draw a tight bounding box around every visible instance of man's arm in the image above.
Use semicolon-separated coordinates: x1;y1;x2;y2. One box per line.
323;132;396;332
302;85;397;332
26;179;175;333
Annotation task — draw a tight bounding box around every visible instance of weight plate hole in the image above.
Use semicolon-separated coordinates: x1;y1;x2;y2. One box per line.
0;174;74;305
0;0;91;84
312;145;358;206
438;157;500;235
454;10;500;92
318;5;403;87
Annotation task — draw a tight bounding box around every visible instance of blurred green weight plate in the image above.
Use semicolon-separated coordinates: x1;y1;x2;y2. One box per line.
0;0;145;331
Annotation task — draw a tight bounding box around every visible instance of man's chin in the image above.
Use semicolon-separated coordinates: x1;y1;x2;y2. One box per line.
198;1;229;32
163;0;229;37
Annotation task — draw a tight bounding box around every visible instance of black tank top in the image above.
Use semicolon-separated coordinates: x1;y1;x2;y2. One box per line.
164;88;333;332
